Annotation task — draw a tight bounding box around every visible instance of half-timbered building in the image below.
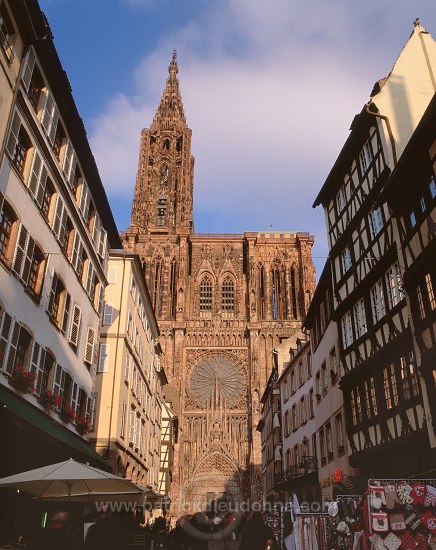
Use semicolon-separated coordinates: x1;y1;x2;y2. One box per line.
313;21;436;477
381;93;436;458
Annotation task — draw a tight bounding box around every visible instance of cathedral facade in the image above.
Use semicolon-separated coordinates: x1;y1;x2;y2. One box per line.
122;52;316;515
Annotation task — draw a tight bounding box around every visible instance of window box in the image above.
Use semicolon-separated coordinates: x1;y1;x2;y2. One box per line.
40;390;61;411
9;366;36;394
76;415;92;435
59;405;76;424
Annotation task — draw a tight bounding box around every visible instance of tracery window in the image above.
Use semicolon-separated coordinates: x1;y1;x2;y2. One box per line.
153;259;164;317
221;276;234;317
199;275;213;316
290;266;299;319
169;259;177;318
258;265;265;319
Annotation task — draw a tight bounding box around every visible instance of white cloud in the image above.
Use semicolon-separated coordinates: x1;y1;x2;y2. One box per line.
88;0;436;274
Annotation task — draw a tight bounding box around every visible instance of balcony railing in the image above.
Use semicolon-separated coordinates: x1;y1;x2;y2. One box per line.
277;455;318;484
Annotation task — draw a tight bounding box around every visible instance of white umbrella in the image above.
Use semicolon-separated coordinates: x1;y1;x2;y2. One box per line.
0;458;144;500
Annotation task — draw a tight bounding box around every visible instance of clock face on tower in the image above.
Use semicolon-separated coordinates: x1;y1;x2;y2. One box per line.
189;354;245;408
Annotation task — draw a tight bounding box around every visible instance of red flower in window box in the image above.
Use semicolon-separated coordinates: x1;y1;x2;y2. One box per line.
10;366;36;394
40;390;61;411
59;405;76;424
76;415;92;435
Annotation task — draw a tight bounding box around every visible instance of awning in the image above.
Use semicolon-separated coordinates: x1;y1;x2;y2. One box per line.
0;384;110;470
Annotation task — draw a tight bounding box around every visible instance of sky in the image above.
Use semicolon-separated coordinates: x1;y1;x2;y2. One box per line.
38;0;436;278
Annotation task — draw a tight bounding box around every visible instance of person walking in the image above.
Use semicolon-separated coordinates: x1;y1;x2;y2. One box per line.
238;511;277;550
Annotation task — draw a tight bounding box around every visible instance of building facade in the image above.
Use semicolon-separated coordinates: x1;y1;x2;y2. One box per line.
122;52;316;514
313;21;436;478
91;253;167;494
0;0;119;543
303;261;356;500
278;335;319;504
381;93;436;457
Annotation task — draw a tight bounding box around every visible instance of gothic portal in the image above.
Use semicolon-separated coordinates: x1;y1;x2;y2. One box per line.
122;52;316;515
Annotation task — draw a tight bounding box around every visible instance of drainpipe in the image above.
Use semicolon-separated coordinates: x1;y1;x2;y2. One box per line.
107;254;126;464
365;104;397;166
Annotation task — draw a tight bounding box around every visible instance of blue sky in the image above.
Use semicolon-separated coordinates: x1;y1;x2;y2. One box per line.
39;0;435;277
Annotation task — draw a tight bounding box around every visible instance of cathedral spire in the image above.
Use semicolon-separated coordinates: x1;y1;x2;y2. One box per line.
152;50;187;131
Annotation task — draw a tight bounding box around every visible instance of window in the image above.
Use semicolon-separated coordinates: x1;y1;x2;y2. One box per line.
425;273;435;310
383;364;398;410
13;327;32;374
329;348;338;380
371;279;386;323
27;243;45;298
103;303;113;325
341;311;353;349
308;389;314;418
199;275;213;315
341;247;352;274
325;423;333;459
27;62;44;112
40;177;55;222
353;298;367;339
47;273;69;329
0;2;15;63
319;429;326;464
385;263;404;309
336;414;345;452
6;113;32;177
364;377;378;418
222;276;235;315
417;285;425;320
430;176;436;199
359;139;373;174
107;265;117;284
321;362;328;394
120;401;127;438
98;343;109;373
157;195;167;226
369;206;384;238
400;352;420;401
336;185;347;214
0;198;17;264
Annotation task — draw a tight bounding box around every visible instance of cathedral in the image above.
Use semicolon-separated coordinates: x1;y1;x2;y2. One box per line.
122;52;316;515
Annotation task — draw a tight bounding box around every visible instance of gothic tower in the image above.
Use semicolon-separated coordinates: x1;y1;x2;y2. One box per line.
123;52;316;515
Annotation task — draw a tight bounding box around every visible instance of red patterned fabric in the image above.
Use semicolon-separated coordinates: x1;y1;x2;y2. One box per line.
410;483;426;506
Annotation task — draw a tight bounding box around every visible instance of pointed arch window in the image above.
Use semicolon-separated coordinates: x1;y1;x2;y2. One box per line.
271;266;285;319
199;275;213;316
290;266;299;319
153;259;164;317
258;265;265;319
169;259;177;318
222;276;234;317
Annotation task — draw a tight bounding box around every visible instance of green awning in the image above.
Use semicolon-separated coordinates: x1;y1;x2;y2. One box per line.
0;384;110;470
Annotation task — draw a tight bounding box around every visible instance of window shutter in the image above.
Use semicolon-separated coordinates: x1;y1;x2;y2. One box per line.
97;284;104;316
47;272;58;317
12;224;29;279
71;234;80;273
21;235;35;286
52;364;65;408
28;150;42;199
84;327;95;365
107;266;117;284
52;195;64;238
21;47;36;91
62;140;76;186
29;341;45;397
0;311;12;371
85;262;94;296
61;292;71;335
4;320;20;375
103;303;113;326
5;111;20;160
69;304;81;347
85;395;92;421
41;90;59;144
35;166;47;208
0;191;4;213
129;409;135;443
98;343;109;373
79;182;89;219
70;381;79;416
98;228;107;259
